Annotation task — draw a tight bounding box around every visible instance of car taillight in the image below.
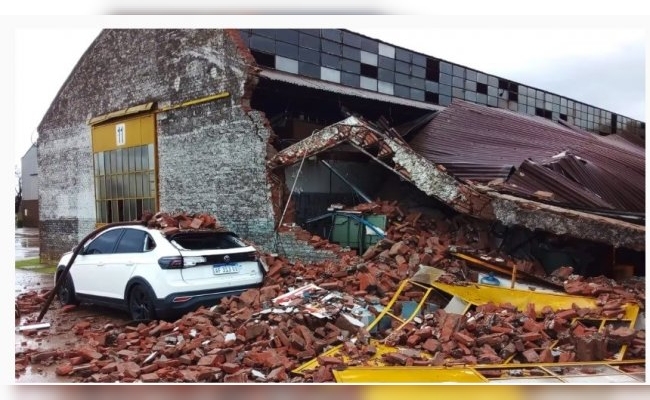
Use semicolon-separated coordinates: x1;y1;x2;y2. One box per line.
158;256;183;269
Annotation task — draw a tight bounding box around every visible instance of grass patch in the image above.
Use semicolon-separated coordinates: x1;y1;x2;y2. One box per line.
16;258;57;274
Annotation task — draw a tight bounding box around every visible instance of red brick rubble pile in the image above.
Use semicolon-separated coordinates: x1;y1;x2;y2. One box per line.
16;201;645;383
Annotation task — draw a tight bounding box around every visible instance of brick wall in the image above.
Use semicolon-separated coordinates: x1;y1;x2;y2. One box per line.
37;29;278;262
274;231;341;263
157;107;276;247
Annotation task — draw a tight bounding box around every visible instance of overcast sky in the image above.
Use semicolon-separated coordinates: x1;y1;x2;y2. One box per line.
12;22;646;172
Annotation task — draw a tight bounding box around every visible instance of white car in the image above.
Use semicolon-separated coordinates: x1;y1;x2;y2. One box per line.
55;224;267;320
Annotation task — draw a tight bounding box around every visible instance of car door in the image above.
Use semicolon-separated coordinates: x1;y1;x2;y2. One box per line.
100;228;152;299
72;228;124;297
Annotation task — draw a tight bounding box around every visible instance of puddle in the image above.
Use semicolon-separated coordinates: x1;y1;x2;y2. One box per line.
15;227;40;261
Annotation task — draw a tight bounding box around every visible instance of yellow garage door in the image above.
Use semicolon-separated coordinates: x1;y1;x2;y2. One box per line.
91;113;158;224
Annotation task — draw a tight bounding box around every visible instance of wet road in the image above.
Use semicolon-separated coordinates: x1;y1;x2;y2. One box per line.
15;227;40;261
15;268;130;383
14;228;130;383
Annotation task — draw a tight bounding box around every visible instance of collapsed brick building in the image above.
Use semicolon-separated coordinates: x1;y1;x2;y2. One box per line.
37;29;644;279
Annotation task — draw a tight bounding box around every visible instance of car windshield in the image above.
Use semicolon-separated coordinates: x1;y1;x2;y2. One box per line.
168;232;247;250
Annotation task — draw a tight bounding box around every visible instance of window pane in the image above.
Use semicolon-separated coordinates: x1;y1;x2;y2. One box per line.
143;173;150;199
93;153;99;176
98;152;105;176
129;174;136;198
115;229;147;253
110;150;117;175
144;198;155;214
111;176;118;199
136;199;143;219
135;147;142;171
117;199;125;222
148;144;155;171
116;148;123;173
95;178;100;199
141;145;149;170
111;200;119;223
117;174;123;198
135;172;142;197
149;171;156;197
129;199;137;221
86;229;122;254
97;176;104;199
104;152;110;175
129;147;135;172
104;176;110;199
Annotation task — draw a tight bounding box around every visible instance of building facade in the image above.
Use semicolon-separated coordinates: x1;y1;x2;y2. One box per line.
241;29;644;137
20;143;39;227
37;29;645;263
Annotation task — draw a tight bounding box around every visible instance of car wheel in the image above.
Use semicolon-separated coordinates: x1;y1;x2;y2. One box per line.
128;285;157;321
57;271;79;306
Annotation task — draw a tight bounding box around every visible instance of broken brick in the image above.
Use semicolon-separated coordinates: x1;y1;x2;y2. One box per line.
55;363;73;376
521;349;540;363
140;372;160;383
221;363;240;374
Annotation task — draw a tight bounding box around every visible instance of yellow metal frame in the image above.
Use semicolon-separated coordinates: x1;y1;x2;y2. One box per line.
334;360;645;383
333;366;488;383
294;277;641;380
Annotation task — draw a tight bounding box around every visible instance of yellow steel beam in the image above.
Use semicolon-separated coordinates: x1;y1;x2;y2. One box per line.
333;366;488;383
156;91;230;113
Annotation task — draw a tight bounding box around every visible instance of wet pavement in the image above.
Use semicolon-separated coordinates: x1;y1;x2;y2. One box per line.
15;269;131;383
15;227;40;261
14;228;130;383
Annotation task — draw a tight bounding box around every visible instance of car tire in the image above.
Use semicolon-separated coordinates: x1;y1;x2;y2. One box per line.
128;284;157;321
57;270;79;306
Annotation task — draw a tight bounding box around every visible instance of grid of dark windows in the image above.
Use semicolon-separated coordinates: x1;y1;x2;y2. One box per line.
93;144;156;224
239;29;641;136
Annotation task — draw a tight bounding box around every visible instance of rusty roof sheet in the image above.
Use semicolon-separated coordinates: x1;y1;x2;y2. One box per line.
409;100;645;213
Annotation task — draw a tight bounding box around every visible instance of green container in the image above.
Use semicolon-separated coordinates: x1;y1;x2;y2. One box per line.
331;213;387;252
363;214;387;249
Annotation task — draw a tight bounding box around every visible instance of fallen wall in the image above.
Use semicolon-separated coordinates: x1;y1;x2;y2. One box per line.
269;116;645;251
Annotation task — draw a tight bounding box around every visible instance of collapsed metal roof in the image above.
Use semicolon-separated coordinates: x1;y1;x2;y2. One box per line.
408;100;645;214
268;114;644;251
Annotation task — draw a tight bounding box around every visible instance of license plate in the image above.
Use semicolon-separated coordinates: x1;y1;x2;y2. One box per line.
213;263;241;275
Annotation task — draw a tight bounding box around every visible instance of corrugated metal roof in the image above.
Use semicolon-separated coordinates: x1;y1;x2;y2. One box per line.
409;100;645;213
257;68;442;112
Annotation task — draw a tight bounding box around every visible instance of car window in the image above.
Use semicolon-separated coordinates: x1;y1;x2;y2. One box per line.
85;229;123;255
115;229;151;253
168;232;246;250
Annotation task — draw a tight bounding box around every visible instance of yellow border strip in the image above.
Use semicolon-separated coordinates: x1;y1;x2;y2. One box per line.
157;92;230;113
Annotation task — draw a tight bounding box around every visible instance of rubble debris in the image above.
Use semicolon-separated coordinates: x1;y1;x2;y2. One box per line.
16;200;645;383
141;211;228;233
268;115;645;250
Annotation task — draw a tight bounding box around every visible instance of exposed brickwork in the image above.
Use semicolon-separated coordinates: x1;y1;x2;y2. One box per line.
273;231;339;263
37;29;280;261
39;219;78;264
